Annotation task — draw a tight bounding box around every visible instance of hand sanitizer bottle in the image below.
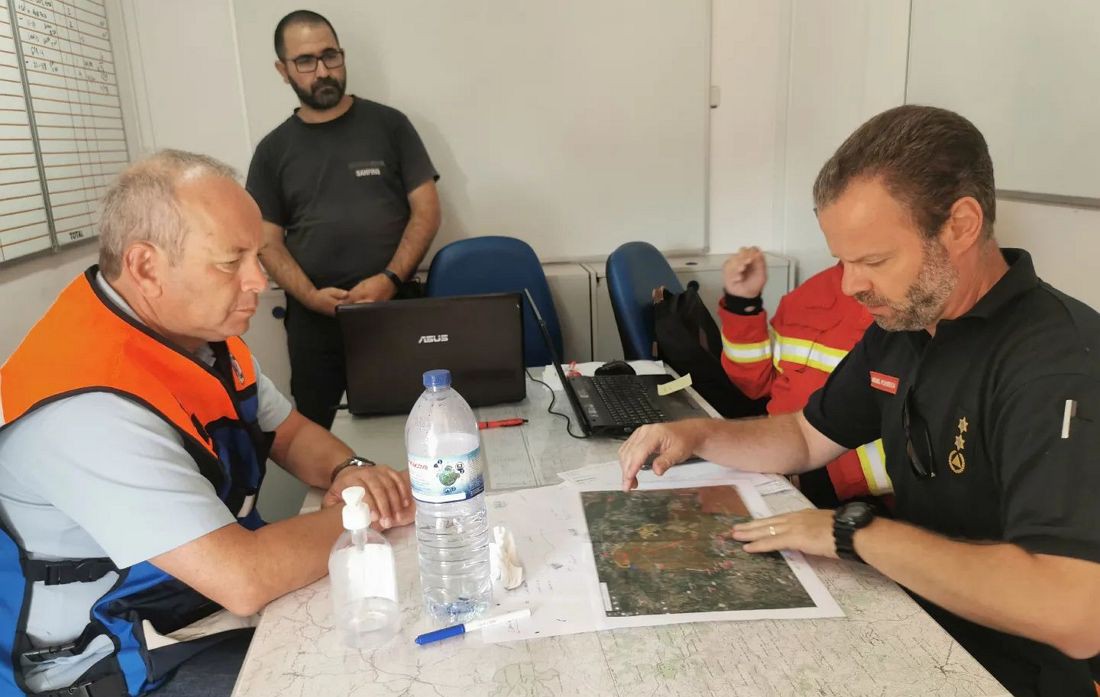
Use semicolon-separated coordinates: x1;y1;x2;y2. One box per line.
328;486;400;649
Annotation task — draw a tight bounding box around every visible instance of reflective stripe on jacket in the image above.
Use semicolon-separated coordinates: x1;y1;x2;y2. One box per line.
719;264;892;499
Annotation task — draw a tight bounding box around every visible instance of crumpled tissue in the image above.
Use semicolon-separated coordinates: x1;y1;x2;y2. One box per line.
488;525;524;589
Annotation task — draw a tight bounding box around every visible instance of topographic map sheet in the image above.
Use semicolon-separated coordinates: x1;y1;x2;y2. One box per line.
584;486;814;617
482;465;841;644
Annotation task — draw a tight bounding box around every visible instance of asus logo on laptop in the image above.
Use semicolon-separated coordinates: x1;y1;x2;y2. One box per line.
417;334;449;344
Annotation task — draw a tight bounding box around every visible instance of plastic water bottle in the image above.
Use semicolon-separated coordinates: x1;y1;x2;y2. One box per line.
328;486;401;648
406;369;491;623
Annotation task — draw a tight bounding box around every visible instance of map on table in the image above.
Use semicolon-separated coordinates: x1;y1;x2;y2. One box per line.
581;486;814;616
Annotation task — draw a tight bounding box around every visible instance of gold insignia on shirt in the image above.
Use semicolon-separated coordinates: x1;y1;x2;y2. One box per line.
948;449;966;474
949;416;969;474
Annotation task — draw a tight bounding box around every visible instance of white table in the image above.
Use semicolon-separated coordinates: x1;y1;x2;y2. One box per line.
232;376;1007;697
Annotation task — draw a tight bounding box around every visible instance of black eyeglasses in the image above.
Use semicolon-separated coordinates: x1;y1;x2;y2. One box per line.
287;48;345;73
901;385;936;479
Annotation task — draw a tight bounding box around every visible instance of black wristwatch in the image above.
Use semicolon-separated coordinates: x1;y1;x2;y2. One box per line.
833;501;876;562
329;456;376;484
380;268;402;289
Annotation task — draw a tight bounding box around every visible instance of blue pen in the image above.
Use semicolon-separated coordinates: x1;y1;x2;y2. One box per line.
414;608;531;646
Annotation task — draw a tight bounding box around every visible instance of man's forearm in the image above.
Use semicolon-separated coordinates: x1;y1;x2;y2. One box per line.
694;412;834;476
248;506;343;608
858;518;1100;658
386;215;437;280
259;238;318;305
385;188;440;280
150;505;345;617
273;411;354;488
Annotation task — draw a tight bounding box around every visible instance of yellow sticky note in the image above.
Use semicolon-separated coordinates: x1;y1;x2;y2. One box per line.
657;373;692;397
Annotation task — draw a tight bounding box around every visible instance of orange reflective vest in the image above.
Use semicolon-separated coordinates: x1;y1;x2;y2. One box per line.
719;263;893;500
0;267;271;696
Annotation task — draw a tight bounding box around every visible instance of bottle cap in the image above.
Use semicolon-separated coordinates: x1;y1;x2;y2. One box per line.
341;486;370;531
423;369;451;389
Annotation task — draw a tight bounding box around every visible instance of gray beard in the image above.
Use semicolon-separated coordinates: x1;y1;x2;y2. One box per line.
858;238;957;332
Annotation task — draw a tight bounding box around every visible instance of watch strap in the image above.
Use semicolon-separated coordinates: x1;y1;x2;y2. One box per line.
833;522;861;562
833;502;875;562
329;456;376;484
381;268;402;289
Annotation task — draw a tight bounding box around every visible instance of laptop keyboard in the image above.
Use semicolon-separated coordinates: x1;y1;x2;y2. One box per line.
591;375;667;425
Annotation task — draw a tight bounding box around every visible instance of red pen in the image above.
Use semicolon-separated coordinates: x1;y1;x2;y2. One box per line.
477;418;527;430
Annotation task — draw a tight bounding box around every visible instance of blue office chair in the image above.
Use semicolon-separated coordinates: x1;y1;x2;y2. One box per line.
606;241;683;360
426;236;564;367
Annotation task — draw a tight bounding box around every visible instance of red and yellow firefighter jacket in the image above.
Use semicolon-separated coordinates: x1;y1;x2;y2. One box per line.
718;263;892;500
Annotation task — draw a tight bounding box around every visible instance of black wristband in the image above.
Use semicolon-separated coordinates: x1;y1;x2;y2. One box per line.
723;293;764;316
381;268;402;289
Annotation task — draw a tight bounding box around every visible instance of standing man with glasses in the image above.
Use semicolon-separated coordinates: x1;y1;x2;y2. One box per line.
619;105;1100;696
247;10;441;429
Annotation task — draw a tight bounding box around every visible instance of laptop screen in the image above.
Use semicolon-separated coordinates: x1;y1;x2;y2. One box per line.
522;288;590;431
336;293;526;416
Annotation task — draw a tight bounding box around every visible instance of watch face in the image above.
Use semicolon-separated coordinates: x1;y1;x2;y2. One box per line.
836;501;874;526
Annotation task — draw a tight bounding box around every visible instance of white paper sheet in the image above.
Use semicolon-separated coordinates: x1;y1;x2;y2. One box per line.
482;485;599;642
480;475;843;644
556;459;781;493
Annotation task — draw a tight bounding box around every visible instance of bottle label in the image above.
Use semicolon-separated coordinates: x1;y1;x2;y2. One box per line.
408;447;485;503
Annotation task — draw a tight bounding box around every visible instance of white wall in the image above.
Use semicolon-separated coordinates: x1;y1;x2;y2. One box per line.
907;0;1100;201
117;0;252;173
0;245;98;361
708;0;910;280
707;0;791;257
779;0;910;279
997;201;1100;310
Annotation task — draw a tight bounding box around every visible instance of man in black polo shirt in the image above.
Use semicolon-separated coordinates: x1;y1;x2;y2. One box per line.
247;10;441;429
619;105;1100;696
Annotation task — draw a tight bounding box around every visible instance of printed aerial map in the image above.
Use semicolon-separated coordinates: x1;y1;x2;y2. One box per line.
581;486;813;616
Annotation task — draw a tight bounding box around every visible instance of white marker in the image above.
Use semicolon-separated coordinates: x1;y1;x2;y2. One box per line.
414;608;531;646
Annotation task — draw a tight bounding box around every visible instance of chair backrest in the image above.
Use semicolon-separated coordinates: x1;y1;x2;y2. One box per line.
605;241;683;360
426;236;564;367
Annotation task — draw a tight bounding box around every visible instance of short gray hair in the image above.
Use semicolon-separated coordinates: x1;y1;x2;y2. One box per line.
97;149;239;279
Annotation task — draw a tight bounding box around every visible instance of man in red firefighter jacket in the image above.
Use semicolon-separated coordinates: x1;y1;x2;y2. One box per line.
717;246;892;506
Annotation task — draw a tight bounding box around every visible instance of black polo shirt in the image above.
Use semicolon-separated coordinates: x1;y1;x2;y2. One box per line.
804;249;1100;697
246;97;439;290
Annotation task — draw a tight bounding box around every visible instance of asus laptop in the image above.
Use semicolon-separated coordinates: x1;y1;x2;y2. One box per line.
336;293;526;416
524;289;708;436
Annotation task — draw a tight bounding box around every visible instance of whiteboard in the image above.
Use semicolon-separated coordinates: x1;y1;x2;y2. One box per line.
231;1;710;261
0;0;129;264
906;0;1100;202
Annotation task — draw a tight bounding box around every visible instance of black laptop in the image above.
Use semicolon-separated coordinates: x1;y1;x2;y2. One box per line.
336;293;526;415
524;289;708;436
